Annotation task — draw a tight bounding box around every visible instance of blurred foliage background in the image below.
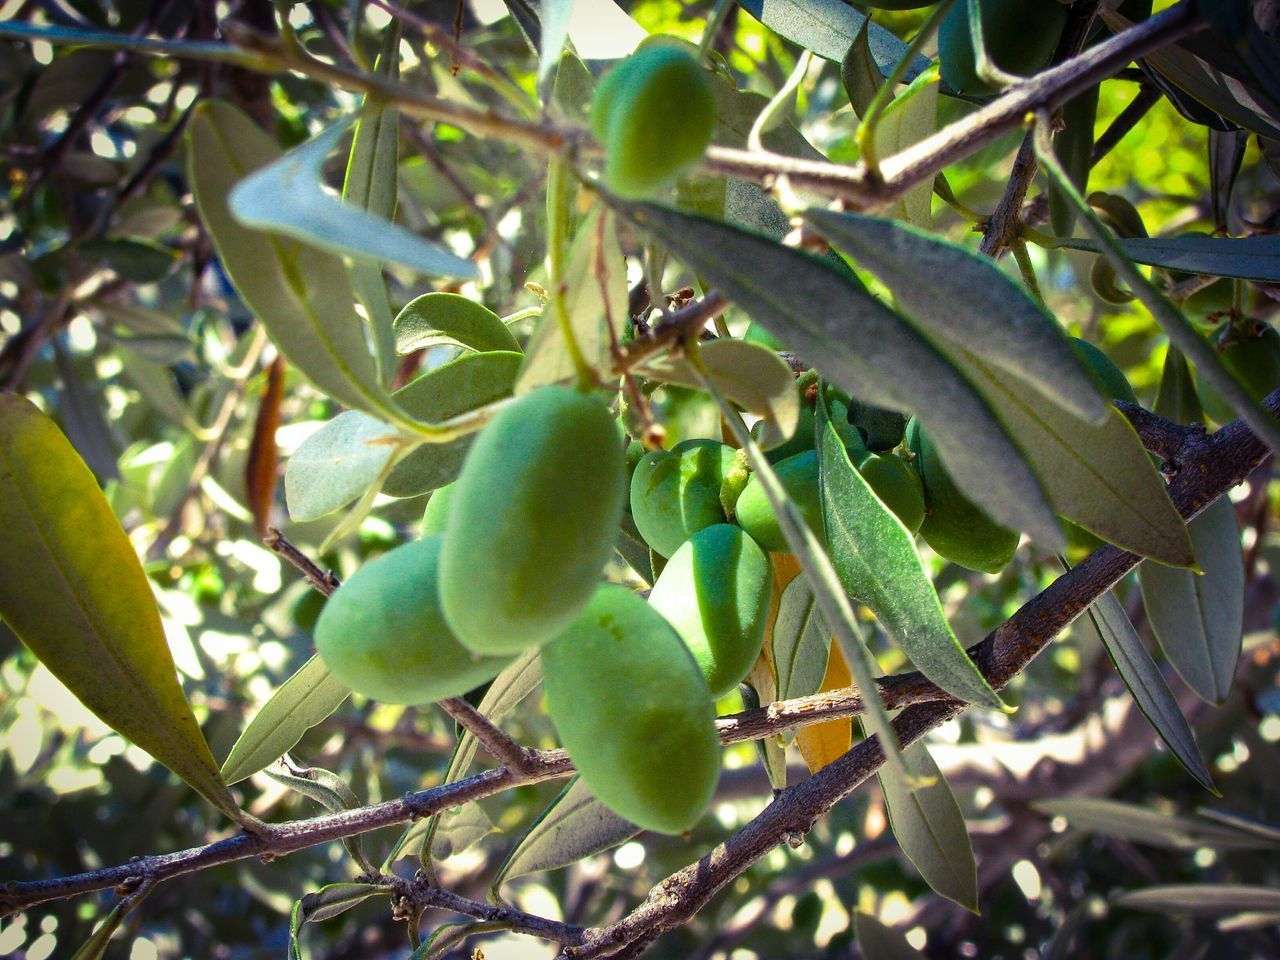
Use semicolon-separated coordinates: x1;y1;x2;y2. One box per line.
1;0;1278;958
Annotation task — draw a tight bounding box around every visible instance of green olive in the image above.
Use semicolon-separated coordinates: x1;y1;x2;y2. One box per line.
906;419;1019;573
648;524;774;698
541;584;721;833
315;537;510;704
938;0;1069;97
439;386;625;654
630;439;735;557
858;452;927;534
1070;337;1138;405
734;450;823;553
591;43;716;200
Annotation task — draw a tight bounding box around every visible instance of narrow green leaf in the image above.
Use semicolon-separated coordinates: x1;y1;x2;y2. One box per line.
1034;798;1275;851
771;576;831;704
79;236;177;283
394;292;522;355
188;102;396;418
1048;85;1099;237
343;21;403;385
1116;885;1280;916
869;68;940;229
221;655;350;785
383;351;523;498
879;743;979;912
290;883;389;958
518;205;626;392
539;0;575;92
266;757;375;873
70;887;154;960
841;21;882;116
816;388;1006;710
1200;808;1280;845
229;119;479;280
947;345;1194;567
284;412;408;522
0;394;239;820
806;209;1108;423
638;339;801;448
431;802;500;860
493;776;640;890
738;0;929;80
852;911;926;958
1082;583;1216;792
1054;234;1280;283
609;200;1062;548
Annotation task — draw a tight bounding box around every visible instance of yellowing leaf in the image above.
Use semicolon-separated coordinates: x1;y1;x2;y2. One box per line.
0;394;239;820
796;640;853;774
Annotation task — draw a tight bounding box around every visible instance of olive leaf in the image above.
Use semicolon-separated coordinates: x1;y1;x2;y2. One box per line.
852;911;926;959
795;641;853;774
805;208;1108;423
1054;234;1280;283
609;199;1062;549
187;102;398;419
816;396;1006;711
1033;798;1277;851
69;886;154;960
221;655;350;785
266;756;376;874
284;411;409;522
382;351;523;498
867;67;940;229
393;292;522;355
0;394;240;821
770;575;831;706
1079;577;1216;792
492;776;640;893
538;0;574;93
1114;885;1280;917
879;743;978;912
289;883;389;960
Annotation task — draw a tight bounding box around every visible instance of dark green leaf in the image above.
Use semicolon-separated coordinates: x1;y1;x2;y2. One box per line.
78;237;177;283
738;0;929;79
1054;234;1280;283
816;398;1005;710
0;394;239;820
807;209;1107;422
841;21;882;116
1034;798;1276;850
609;200;1061;548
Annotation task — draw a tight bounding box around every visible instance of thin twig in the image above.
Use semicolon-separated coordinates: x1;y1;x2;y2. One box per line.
436;698;542;774
263;528;341;596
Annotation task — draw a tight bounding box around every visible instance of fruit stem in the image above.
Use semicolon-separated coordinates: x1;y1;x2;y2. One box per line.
696;0;735;65
854;0;955;179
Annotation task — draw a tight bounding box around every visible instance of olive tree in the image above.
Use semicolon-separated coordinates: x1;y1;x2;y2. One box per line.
1;1;1279;958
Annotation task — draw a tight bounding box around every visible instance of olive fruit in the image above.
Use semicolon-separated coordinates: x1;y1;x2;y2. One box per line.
1071;337;1137;406
734;450;824;552
315;537;510;704
440;386;625;654
648;524;774;698
591;43;716;200
541;584;721;833
1196;321;1280;425
906;419;1019;573
630;439;735;557
421;482;456;535
939;0;1069;97
858;452;927;534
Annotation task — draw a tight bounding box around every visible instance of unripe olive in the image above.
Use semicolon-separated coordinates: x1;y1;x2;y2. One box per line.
906;419;1019;573
591;43;716;200
858;452;927;534
439;386;625;654
314;537;510;704
1070;337;1138;405
630;439;735;557
1197;321;1280;425
541;584;721;834
734;450;823;553
939;0;1069;97
648;524;774;698
752;383;817;464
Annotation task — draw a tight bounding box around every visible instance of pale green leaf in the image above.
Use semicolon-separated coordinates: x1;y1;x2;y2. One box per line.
806;209;1108;422
393;292;521;355
284;411;406;522
638;339;801;448
0;394;239;820
70;887;154;960
187;101;395;417
493;776;639;889
817;390;1006;710
266;757;374;873
609;200;1062;548
539;0;574;91
383;351;523;498
771;575;831;704
229;119;479;280
1034;798;1276;851
221;655;350;785
869;68;939;229
879;743;979;912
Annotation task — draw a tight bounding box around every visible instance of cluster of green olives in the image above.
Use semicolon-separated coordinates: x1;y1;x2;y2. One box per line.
314;385;721;834
591;40;716;199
